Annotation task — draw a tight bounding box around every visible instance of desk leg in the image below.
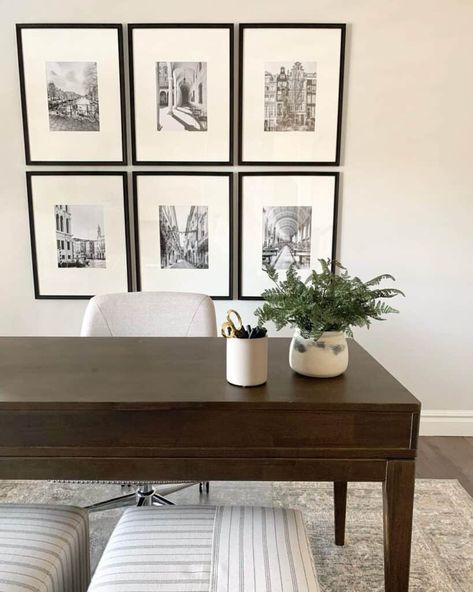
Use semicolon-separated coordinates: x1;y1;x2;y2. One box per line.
334;481;347;546
383;460;415;592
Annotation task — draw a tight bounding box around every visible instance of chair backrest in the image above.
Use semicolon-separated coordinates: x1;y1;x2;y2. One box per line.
80;292;217;337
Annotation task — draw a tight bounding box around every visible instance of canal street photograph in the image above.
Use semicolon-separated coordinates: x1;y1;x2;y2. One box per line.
55;204;106;268
47;61;100;131
156;62;208;132
262;206;312;269
159;205;209;269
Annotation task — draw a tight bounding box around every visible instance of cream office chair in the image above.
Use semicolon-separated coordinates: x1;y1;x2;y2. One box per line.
79;291;217;511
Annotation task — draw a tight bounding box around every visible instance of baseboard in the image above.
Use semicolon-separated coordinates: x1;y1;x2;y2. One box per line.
420;410;473;436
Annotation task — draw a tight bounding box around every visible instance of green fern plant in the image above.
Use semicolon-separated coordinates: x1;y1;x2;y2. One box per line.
255;259;404;340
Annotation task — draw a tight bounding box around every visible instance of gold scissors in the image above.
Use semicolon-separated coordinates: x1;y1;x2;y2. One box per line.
220;309;243;338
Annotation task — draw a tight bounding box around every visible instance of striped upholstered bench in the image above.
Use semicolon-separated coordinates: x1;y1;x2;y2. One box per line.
0;504;89;592
89;505;320;591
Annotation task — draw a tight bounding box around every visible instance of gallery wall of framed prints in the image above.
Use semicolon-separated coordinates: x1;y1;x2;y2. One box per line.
133;172;233;299
238;172;339;300
239;24;346;165
17;24;127;165
129;24;234;165
27;172;132;298
17;21;346;301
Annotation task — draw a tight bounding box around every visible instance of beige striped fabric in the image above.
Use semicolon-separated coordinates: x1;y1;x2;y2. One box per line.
0;504;89;592
89;506;319;592
88;506;215;591
211;506;319;592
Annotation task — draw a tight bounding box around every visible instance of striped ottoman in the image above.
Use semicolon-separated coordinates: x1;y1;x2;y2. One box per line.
0;504;89;592
89;505;320;591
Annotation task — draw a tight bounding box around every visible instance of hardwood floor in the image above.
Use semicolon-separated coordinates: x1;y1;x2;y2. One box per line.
417;436;473;496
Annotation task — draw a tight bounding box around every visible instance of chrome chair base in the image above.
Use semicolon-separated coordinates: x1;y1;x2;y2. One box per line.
86;482;209;513
199;481;210;494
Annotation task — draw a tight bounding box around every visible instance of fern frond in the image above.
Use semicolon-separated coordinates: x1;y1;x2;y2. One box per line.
364;274;396;287
254;258;404;339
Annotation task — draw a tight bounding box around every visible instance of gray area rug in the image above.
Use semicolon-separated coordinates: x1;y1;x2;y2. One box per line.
0;479;471;591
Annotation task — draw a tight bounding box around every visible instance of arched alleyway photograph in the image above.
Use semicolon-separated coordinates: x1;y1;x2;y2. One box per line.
156;62;207;131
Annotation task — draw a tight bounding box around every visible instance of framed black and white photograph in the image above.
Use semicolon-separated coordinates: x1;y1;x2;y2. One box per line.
239;24;345;165
238;172;339;299
27;172;132;298
133;172;232;299
129;24;233;165
17;24;127;164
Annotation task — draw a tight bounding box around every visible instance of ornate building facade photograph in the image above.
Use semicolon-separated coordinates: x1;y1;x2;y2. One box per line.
262;206;312;269
264;61;317;132
159;205;209;269
156;62;208;131
55;204;106;268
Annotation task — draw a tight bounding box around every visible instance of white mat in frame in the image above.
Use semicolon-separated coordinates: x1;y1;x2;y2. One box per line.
17;24;127;165
239;24;345;165
27;172;132;299
239;172;339;300
129;24;233;165
133;172;233;299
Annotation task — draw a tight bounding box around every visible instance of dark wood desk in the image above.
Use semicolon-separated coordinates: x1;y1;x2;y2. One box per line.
0;337;420;592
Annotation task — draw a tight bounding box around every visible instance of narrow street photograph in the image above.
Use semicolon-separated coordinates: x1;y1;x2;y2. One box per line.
159;205;209;269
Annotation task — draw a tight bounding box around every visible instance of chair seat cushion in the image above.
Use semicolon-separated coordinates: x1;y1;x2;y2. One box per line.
0;504;89;592
88;505;320;592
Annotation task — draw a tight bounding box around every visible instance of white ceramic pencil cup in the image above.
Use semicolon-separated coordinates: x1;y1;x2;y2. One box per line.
226;336;268;387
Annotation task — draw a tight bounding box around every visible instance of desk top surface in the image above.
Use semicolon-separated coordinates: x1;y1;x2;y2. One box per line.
0;337;420;411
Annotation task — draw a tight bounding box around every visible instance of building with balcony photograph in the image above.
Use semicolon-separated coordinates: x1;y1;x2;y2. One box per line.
159;206;183;268
184;206;209;269
55;205;73;265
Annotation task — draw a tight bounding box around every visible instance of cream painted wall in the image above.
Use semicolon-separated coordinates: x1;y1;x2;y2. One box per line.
0;1;472;423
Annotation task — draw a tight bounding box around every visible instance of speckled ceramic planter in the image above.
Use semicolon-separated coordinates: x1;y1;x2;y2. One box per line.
289;329;349;378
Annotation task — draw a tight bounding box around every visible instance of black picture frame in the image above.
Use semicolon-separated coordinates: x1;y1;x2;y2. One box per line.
238;171;339;300
238;23;346;166
133;171;233;300
27;171;133;299
128;23;234;166
17;24;128;165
